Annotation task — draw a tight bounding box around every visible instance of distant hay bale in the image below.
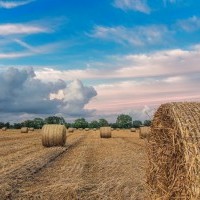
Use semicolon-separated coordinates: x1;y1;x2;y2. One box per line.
139;127;150;139
21;127;28;133
111;128;114;131
100;127;112;138
68;128;74;133
116;128;120;131
130;128;136;132
147;102;200;199
29;128;34;131
78;128;83;131
93;128;97;131
2;127;7;131
42;124;66;147
85;128;89;131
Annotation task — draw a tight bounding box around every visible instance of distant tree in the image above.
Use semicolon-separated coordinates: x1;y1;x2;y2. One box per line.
89;120;100;128
73;118;88;128
116;114;132;129
98;118;109;127
0;122;4;129
13;123;22;129
110;123;119;129
45;116;66;125
132;120;142;128
32;118;45;129
65;123;72;128
22;120;35;128
143;120;151;127
4;122;10;128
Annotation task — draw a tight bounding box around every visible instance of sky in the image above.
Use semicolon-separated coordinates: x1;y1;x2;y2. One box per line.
0;0;200;123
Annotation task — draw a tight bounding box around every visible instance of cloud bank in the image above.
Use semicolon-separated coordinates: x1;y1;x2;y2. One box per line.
0;0;34;9
0;67;97;118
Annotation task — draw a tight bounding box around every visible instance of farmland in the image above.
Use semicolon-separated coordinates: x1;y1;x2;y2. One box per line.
0;129;148;200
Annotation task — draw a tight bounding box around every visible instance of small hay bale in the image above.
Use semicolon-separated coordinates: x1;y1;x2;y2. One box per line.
21;127;28;133
139;127;150;139
78;128;83;131
2;127;7;131
29;128;34;131
111;128;114;131
42;124;66;147
68;128;74;133
93;128;97;131
116;128;120;131
130;128;136;132
85;128;89;131
147;102;200;199
100;127;111;138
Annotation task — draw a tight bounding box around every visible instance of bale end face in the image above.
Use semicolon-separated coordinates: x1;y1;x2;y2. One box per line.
100;127;112;138
2;127;7;131
42;124;66;147
130;128;136;132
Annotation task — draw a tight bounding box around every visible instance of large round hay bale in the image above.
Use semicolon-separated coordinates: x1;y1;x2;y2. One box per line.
116;128;120;131
2;127;7;131
29;128;34;131
68;128;74;133
42;124;66;147
85;128;89;131
93;128;97;131
139;126;150;139
147;102;200;199
21;127;28;133
100;127;111;138
130;128;136;132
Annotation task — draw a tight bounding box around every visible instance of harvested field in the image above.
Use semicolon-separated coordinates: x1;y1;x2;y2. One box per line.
0;129;148;200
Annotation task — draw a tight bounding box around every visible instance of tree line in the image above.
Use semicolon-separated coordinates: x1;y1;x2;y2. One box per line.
0;114;151;129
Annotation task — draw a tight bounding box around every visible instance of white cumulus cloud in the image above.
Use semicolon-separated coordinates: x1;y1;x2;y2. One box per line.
113;0;151;14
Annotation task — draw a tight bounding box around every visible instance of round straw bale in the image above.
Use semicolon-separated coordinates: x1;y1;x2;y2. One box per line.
85;128;89;131
93;128;97;131
42;124;66;147
78;128;83;131
21;127;28;133
111;128;114;131
130;128;136;132
100;127;111;138
139;126;150;139
29;128;34;131
68;128;74;133
147;102;200;199
2;127;7;131
116;128;120;131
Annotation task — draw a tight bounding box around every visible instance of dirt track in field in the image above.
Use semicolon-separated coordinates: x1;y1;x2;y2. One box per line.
0;129;148;200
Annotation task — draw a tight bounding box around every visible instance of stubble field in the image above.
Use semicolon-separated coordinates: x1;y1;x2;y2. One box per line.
0;129;148;200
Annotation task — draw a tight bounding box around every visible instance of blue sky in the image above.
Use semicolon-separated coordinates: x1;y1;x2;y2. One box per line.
0;0;200;122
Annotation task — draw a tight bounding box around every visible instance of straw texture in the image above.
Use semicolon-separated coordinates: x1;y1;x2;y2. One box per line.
139;127;150;139
42;125;66;147
21;127;28;133
100;127;112;138
147;102;200;200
